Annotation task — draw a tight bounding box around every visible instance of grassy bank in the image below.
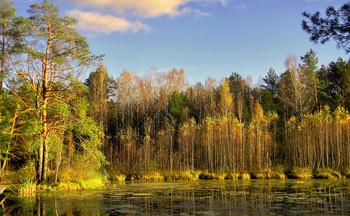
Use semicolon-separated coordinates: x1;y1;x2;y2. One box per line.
3;163;350;197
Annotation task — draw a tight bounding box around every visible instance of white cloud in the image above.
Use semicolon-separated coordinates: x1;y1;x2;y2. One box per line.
63;0;227;18
68;9;150;34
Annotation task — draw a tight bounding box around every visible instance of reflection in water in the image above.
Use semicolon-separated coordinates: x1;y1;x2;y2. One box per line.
2;180;350;215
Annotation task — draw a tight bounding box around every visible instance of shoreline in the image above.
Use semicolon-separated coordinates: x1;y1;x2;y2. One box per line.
3;167;349;196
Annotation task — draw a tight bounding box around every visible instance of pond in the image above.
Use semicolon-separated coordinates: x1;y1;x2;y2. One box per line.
2;179;350;215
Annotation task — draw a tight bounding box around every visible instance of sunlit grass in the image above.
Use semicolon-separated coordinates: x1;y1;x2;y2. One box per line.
139;172;164;181
225;172;240;180
286;167;313;179
17;179;37;197
313;168;342;179
250;169;286;179
251;171;266;179
239;172;250;180
163;170;200;181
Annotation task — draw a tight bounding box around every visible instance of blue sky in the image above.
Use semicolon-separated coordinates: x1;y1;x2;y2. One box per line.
13;0;349;84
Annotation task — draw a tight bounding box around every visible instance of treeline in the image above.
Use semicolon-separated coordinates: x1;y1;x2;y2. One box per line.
1;0;350;185
86;49;350;174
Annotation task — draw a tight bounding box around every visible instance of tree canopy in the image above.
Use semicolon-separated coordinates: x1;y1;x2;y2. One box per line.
302;2;350;53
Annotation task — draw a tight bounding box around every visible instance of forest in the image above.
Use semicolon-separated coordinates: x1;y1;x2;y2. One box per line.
1;0;350;189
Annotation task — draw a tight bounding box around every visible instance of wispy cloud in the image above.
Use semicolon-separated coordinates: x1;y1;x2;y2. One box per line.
235;4;246;10
194;9;212;17
67;9;150;34
63;0;227;18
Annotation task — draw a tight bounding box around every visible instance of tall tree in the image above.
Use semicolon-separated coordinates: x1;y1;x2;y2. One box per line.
0;0;23;97
262;67;279;96
19;0;99;183
322;58;350;110
85;63;114;156
300;49;321;107
277;56;313;118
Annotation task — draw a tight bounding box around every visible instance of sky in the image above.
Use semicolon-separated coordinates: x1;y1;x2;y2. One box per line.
13;0;350;84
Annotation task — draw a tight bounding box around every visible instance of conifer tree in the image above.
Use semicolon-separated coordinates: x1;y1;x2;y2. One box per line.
19;0;100;183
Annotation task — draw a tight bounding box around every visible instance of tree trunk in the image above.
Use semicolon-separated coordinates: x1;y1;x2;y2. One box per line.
39;25;51;183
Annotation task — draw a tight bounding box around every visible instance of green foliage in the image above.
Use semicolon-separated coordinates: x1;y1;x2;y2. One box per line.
25;0;100;66
321;58;350;110
303;2;350;53
262;67;279;96
261;89;277;114
3;161;36;183
18;181;36;197
168;91;190;123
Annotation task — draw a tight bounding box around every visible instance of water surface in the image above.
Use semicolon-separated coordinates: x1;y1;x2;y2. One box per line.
2;179;350;215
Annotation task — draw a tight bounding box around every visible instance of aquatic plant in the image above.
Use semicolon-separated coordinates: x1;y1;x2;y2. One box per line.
18;181;37;197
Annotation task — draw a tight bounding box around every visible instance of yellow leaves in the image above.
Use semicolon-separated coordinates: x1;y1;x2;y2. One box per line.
252;103;264;122
180;122;190;135
266;112;278;121
144;135;151;141
219;79;233;115
297;126;302;131
288;116;297;125
335;106;347;119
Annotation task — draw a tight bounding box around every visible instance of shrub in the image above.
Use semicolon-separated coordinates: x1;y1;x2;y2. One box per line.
225;173;240;180
343;169;350;178
286;167;312;179
239;172;250;180
140;172;164;181
313;168;342;179
4;161;36;184
18;181;37;197
58;154;104;184
250;171;266;179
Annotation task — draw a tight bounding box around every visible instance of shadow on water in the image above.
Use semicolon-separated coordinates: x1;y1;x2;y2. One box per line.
2;179;350;215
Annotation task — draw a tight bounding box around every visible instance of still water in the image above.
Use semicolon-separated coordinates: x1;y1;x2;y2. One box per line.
2;179;350;215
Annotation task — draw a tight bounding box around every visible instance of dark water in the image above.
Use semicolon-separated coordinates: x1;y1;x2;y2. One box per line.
2;179;350;215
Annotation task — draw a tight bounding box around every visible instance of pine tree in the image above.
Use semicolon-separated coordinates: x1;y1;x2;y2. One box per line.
19;0;100;183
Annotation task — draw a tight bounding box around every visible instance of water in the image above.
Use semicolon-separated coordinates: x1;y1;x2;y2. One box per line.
2;179;350;215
